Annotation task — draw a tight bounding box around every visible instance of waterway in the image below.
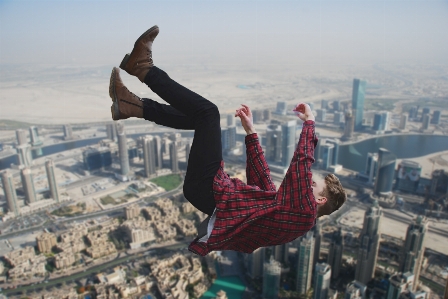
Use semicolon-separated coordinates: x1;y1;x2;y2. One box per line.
200;261;245;299
338;134;448;172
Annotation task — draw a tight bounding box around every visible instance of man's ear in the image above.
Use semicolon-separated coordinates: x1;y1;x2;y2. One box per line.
316;197;327;206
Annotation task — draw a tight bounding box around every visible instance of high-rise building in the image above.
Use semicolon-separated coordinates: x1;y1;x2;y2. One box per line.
396;160;421;193
36;232;57;254
399;114;408;130
316;109;327;122
125;204;141;220
83;147;112;171
345;281;367;299
20;167;36;204
296;231;315;295
152;135;163;169
408;106;418;120
221;126;237;154
276;102;287;115
321;99;329;110
343;111;355;140
143;136;156;177
272;243;289;264
374;148;396;196
246;247;266;279
420;114;430;131
45;159;59;202
373;113;385;131
227;114;235;127
29;126;42;146
266;124;282;163
421;107;430;122
386;272;414;299
431;110;441;125
16;129;28;146
326;139;339;166
313;220;322;270
17;144;33;167
351;79;366;131
328;227;344;280
313;263;331;299
400;216;427;291
355;200;382;284
282;121;296;167
63;124;73;140
333;100;341;112
253;110;264;124
116;122;129;176
263;109;271;121
262;256;281;299
334;112;345;125
170;142;179;173
106;122;117;141
365;153;378;185
320;143;334;170
1;171;20;216
185;141;191;168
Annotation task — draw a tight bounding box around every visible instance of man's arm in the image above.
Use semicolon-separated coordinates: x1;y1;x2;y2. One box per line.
275;104;318;210
236;104;276;191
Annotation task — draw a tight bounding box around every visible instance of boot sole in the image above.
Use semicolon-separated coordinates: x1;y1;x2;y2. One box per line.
109;68;120;121
119;25;159;71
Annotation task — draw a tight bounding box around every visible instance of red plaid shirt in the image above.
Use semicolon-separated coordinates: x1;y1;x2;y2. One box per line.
188;120;318;256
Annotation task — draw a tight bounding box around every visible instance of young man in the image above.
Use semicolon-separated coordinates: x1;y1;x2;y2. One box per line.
109;25;346;256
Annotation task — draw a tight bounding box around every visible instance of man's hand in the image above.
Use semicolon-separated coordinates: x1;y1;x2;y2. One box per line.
293;103;315;122
235;104;256;135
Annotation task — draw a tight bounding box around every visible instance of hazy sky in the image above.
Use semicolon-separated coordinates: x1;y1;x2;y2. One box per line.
1;0;448;68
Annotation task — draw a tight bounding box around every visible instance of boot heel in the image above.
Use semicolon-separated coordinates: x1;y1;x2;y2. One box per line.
120;54;131;70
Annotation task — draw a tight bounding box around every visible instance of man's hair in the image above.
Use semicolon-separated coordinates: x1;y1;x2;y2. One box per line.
317;173;346;217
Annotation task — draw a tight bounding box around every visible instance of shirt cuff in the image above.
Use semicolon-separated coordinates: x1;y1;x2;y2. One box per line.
303;120;315;127
245;133;258;144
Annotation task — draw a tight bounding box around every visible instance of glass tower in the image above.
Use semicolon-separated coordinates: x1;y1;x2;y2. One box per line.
351;79;366;131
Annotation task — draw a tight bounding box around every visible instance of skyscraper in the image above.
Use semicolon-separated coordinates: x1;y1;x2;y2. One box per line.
333;100;341;112
1;171;20;216
276;102;287;115
421;107;430;121
116;122;129;176
152;135;163;169
313;263;331;299
272;243;289;264
227;113;235;127
16;129;27;146
399;114;408;130
316;109;327;122
63;124;73;140
29;126;42;146
266;124;282;163
374;148;396;196
326;139;339;166
386;272;414;299
281;121;296;167
185;141;191;168
20;167;36;204
334;112;344;125
262;256;281;299
221;126;237;154
420;114;430;131
320;144;334;170
343;111;355;140
106;122;117;141
263;109;271;122
352;79;366;131
431;110;441;125
321;99;329;110
253;110;264;124
327;227;344;280
143;136;156;177
170;142;179;173
45;159;59;203
17;144;33;167
296;231;315;295
400;216;428;291
355;200;382;284
83;148;112;171
345;281;367;299
313;220;322;270
365;153;378;185
246;247;266;279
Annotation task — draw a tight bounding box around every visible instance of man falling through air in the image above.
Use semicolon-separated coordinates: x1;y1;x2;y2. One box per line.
109;25;347;256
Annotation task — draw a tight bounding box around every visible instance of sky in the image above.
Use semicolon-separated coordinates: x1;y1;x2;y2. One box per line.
1;0;448;67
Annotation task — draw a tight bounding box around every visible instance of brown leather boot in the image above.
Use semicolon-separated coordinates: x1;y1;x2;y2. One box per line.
119;25;159;82
109;67;143;120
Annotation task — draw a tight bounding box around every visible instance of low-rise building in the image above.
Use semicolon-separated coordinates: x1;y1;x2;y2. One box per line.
153;221;177;241
54;251;77;269
175;219;197;236
142;206;162;221
125;204;140;220
56;238;86;253
121;216;156;249
8;254;47;279
36;232;57;253
86;242;116;259
5;246;36;266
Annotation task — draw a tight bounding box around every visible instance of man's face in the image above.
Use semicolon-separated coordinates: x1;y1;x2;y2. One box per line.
312;173;327;205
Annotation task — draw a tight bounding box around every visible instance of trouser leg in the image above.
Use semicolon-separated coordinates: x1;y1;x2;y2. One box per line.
143;66;222;216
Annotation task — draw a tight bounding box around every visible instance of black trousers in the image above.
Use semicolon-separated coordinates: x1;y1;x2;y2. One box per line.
142;66;221;216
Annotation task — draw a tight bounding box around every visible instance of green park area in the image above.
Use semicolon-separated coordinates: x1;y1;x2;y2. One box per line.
51;203;86;217
150;174;182;191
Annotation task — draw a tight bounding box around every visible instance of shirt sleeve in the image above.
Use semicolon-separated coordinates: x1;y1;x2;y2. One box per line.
275;120;318;211
245;133;276;192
